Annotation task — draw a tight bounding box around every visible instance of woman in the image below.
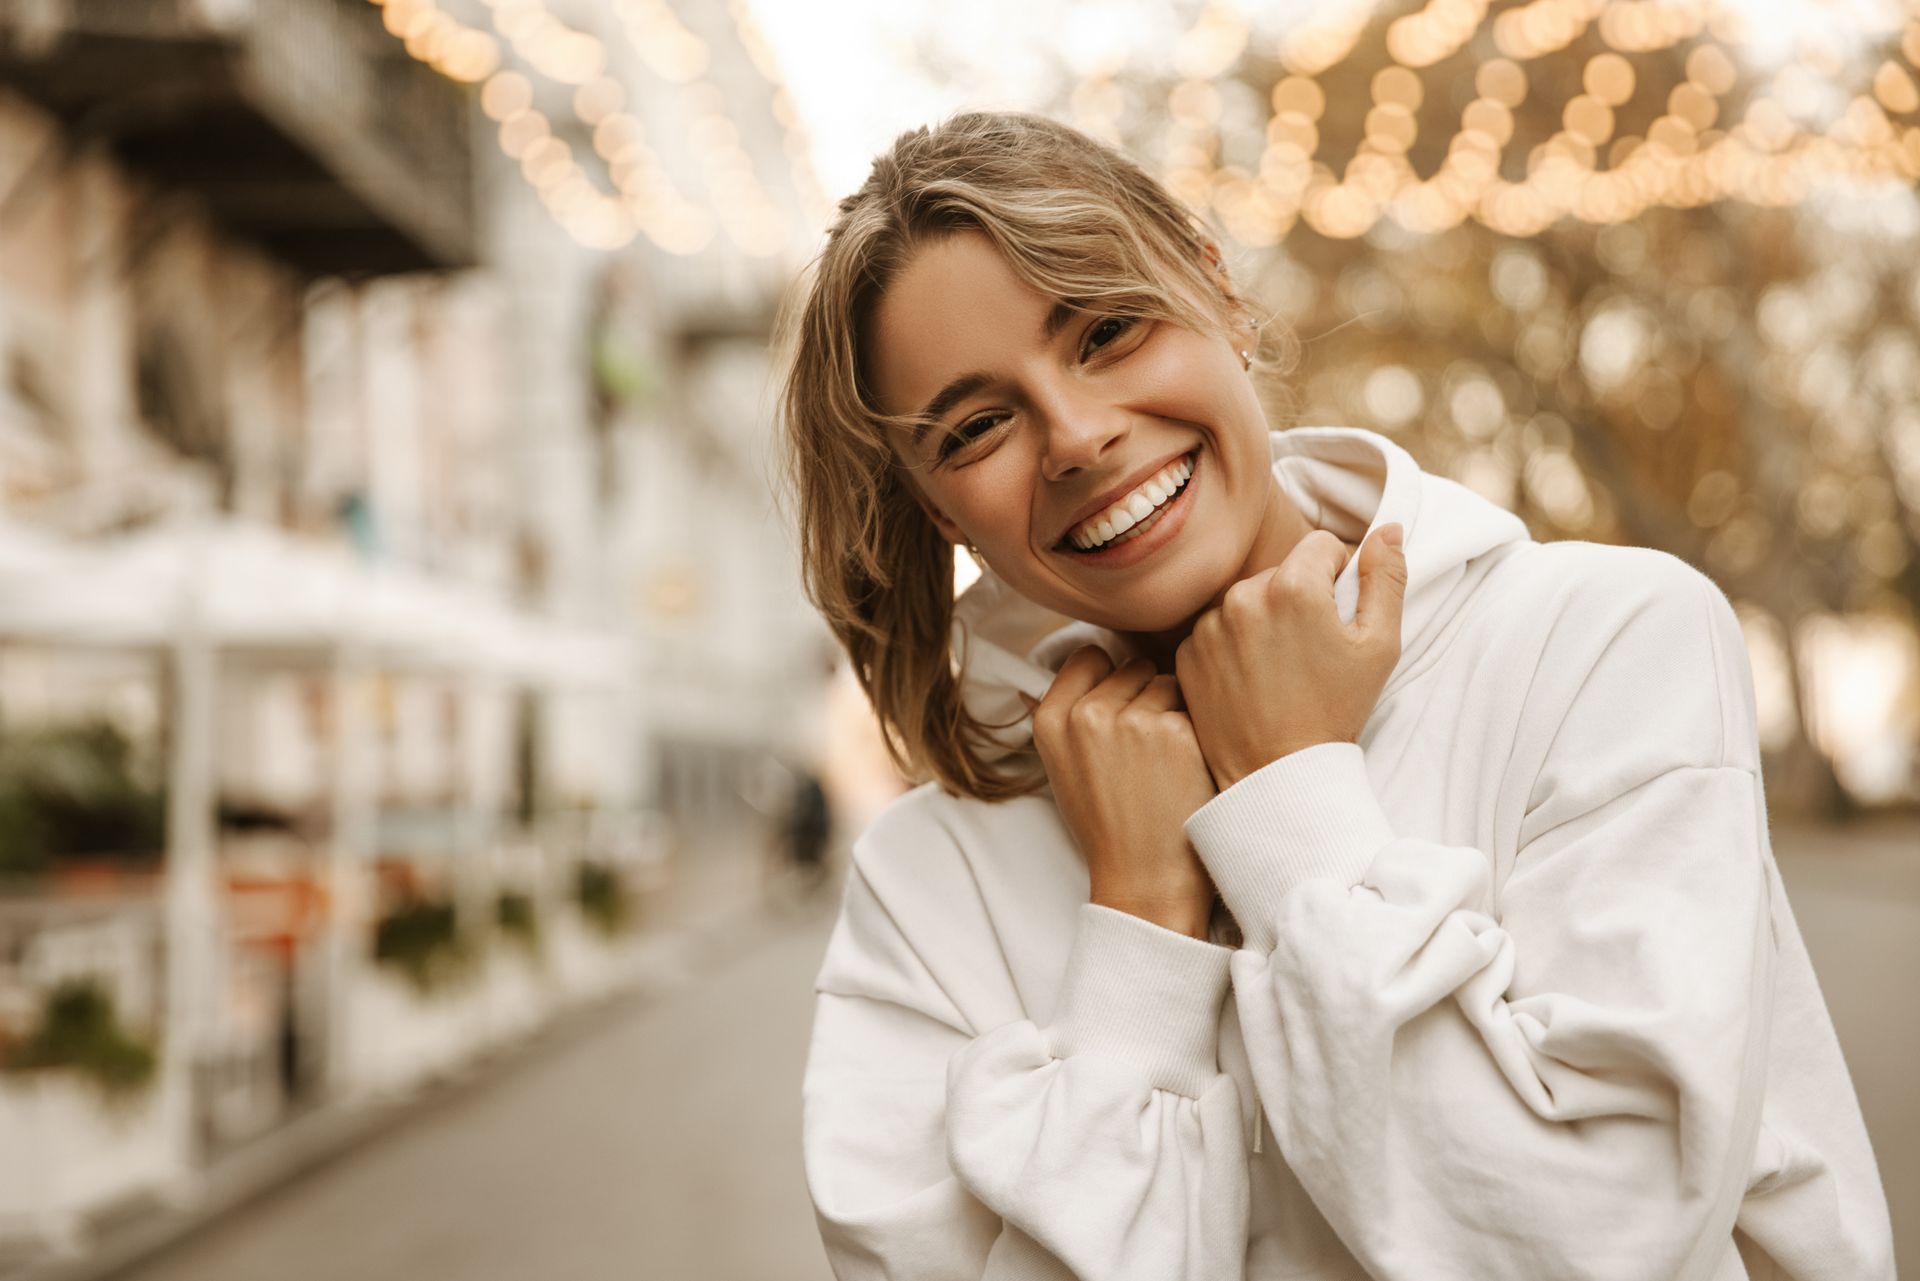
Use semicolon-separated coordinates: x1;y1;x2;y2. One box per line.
780;112;1892;1280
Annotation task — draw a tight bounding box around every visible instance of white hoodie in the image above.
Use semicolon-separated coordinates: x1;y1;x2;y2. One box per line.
802;427;1894;1281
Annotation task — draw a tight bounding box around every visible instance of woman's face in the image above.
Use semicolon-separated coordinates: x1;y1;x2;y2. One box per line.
867;230;1280;634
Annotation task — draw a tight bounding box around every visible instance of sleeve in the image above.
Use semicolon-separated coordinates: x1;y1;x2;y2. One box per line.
803;855;1251;1280
1182;567;1775;1280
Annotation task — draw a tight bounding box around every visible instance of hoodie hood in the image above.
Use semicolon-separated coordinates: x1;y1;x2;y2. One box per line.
950;426;1532;757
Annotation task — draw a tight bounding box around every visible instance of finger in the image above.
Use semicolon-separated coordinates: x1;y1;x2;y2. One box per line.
1084;657;1158;709
1125;672;1184;714
1279;528;1351;594
1354;523;1408;638
1041;645;1116;709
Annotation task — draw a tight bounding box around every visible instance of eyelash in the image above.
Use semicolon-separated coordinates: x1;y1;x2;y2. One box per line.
936;316;1140;460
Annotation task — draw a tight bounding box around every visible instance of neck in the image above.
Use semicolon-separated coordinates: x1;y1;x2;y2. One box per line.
1128;476;1319;670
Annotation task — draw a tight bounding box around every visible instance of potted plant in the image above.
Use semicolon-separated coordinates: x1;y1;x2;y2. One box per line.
3;980;156;1100
494;889;540;954
0;979;173;1246
370;893;474;995
0;721;166;885
573;861;628;938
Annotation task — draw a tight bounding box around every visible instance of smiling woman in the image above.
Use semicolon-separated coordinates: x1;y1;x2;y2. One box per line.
777;111;1892;1280
780;111;1295;801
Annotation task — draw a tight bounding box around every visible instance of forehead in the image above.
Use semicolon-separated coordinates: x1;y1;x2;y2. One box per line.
864;231;1052;420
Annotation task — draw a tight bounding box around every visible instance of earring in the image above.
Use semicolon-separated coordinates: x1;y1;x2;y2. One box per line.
1239;349;1252;370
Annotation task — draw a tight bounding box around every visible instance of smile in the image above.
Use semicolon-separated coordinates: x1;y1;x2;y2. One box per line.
1056;449;1200;559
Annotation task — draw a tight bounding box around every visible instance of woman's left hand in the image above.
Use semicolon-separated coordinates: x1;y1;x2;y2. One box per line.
1175;525;1408;790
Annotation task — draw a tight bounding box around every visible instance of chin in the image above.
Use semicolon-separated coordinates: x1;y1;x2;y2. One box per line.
1072;566;1233;635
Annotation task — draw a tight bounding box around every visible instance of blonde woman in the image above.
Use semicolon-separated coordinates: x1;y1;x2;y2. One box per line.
780;112;1891;1280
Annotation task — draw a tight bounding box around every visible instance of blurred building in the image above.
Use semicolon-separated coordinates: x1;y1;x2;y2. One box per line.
470;0;827;837
0;0;826;1259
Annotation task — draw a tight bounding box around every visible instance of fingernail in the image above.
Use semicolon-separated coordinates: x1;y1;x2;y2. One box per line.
1379;523;1404;549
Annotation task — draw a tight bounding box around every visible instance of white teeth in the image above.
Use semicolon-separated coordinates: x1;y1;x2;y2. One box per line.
1068;453;1195;550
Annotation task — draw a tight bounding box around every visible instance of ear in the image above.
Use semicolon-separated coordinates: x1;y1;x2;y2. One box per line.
1198;235;1234;297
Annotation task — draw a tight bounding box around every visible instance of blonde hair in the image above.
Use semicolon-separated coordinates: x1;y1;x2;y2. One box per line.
778;111;1279;801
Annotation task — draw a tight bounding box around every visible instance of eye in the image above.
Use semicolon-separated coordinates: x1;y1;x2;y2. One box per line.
938;412;1010;461
1081;316;1138;359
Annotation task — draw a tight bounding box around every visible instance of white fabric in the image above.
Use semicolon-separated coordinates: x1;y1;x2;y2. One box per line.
802;426;1894;1280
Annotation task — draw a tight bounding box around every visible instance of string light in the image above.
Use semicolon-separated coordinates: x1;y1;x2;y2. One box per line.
369;0;501;82
724;0;835;230
1094;0;1920;247
1388;0;1494;69
1874;60;1920;113
1277;3;1370;76
602;0;799;255
1175;2;1249;81
1598;0;1709;53
1492;0;1606;61
369;0;815;256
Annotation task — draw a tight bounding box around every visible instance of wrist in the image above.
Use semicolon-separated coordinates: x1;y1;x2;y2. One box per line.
1215;734;1349;790
1090;885;1213;939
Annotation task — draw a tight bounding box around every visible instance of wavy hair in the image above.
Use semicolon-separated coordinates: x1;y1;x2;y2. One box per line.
777;110;1285;800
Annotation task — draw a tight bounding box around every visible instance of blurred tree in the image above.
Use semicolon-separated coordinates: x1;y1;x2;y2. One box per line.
1022;0;1920;814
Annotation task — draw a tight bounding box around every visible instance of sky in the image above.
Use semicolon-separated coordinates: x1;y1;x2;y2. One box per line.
740;0;1171;197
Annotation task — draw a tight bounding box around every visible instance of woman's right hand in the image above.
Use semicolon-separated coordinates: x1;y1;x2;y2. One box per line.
1021;647;1219;939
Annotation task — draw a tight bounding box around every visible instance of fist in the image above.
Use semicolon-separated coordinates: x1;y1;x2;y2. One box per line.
1024;648;1218;938
1175;525;1407;790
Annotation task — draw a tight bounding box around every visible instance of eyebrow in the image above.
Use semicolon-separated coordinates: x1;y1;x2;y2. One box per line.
910;301;1080;450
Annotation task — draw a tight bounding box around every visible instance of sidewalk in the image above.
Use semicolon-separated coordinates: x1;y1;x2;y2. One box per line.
5;820;1912;1280
1770;817;1920;1269
0;834;815;1281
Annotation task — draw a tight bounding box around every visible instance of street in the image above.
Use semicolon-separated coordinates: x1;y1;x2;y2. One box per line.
120;897;839;1281
113;826;1915;1281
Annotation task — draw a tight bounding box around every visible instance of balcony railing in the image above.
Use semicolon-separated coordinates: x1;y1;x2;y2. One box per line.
0;0;474;275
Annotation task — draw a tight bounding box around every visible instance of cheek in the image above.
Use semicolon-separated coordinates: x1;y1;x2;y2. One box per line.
939;457;1038;549
1112;333;1219;403
1114;339;1261;450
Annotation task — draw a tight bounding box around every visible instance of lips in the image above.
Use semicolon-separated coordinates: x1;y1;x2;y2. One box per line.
1052;447;1199;550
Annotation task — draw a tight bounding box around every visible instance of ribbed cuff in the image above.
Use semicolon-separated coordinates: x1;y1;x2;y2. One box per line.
1045;903;1232;1098
1184;742;1394;953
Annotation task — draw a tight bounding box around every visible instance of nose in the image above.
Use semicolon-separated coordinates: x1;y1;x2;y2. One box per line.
1036;382;1128;483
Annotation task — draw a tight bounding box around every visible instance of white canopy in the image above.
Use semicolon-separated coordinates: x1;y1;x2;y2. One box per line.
0;517;628;687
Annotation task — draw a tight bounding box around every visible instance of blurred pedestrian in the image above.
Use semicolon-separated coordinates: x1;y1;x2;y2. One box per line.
780;765;831;897
776;111;1893;1279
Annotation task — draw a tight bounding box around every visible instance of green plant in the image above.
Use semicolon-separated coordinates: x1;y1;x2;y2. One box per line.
574;861;628;937
495;889;540;952
590;335;660;409
371;896;474;993
5;980;157;1099
0;721;166;880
